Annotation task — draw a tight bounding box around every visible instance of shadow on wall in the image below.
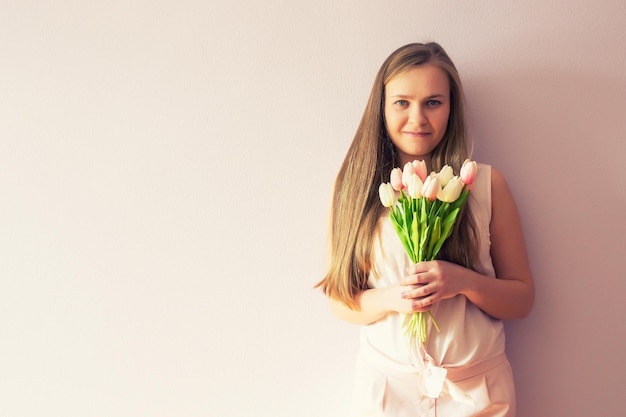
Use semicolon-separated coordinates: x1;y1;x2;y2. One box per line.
465;69;626;416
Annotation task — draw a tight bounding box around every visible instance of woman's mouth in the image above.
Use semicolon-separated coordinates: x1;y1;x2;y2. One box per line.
404;131;431;137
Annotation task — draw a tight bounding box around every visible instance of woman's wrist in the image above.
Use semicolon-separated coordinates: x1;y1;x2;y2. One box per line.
456;266;480;299
361;287;392;319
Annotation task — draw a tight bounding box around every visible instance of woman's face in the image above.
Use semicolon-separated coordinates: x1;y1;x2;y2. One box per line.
384;65;451;166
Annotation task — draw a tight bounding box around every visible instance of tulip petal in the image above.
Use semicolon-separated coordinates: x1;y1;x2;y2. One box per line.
438;176;464;202
390;168;404;191
402;162;415;188
412;160;428;182
438;165;454;187
422;173;440;201
408;174;423;199
460;160;477;185
378;183;396;207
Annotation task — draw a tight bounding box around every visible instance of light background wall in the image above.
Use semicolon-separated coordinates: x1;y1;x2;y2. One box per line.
1;1;625;416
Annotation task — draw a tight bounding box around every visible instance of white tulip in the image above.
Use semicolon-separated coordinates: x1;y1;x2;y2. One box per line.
407;174;423;199
437;176;464;202
437;165;454;187
378;183;397;207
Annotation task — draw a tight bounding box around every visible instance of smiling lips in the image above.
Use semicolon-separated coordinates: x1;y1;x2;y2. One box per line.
403;131;431;137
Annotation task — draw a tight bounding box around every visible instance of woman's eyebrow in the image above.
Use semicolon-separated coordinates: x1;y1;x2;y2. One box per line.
388;93;447;99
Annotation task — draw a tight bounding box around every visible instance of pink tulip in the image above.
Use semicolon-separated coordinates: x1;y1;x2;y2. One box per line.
390;167;404;191
421;173;440;201
460;159;477;186
401;162;415;188
412;160;427;182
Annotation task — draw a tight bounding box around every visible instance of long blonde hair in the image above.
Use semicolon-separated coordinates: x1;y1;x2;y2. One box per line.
316;42;477;309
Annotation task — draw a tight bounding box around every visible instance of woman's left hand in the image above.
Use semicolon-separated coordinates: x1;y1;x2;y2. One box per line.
399;260;469;310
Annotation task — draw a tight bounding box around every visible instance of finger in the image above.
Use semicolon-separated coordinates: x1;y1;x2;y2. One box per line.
401;272;429;286
401;284;432;300
406;263;429;274
410;295;435;312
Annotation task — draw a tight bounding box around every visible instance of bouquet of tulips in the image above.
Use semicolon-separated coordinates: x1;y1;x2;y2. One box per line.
378;159;477;344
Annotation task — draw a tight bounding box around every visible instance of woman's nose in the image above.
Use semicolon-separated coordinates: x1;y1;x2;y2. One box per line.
408;106;427;125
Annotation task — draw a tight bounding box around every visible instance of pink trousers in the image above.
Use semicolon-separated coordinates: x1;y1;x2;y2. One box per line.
350;353;516;417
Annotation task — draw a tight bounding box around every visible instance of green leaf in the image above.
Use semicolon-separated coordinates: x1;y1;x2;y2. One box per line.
419;224;430;262
433;200;448;218
426;216;442;260
390;214;413;255
429;199;442;218
403;199;412;230
442;207;460;239
410;215;419;262
431;207;460;258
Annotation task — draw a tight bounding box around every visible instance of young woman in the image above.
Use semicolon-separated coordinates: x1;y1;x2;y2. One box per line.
316;42;534;416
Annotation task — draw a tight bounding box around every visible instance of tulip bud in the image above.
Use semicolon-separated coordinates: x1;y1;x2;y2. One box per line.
407;174;423;199
390;168;403;191
412;160;427;182
437;165;454;187
401;162;415;188
378;183;397;207
460;159;477;186
437;176;464;202
421;173;440;201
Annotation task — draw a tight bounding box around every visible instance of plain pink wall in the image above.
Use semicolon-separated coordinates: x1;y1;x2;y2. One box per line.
466;66;626;415
1;1;624;416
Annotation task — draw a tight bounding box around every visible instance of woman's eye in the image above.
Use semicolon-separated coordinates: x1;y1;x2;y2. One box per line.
395;100;408;106
426;99;441;107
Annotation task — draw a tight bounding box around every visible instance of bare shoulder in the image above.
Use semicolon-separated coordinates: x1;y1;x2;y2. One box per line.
489;166;522;245
488;166;533;286
490;166;509;194
489;166;517;214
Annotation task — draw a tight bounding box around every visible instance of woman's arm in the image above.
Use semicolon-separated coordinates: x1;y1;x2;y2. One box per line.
328;290;387;325
328;284;418;325
399;167;535;319
465;166;535;318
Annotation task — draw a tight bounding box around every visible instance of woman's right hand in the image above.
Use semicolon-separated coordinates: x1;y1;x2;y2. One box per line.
329;283;430;325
